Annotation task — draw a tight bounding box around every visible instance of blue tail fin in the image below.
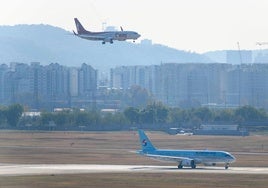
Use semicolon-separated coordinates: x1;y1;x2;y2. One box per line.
138;130;156;152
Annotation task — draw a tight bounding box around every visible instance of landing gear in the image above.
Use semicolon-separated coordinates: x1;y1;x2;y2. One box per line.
178;164;183;169
191;160;196;169
102;40;113;44
225;163;229;169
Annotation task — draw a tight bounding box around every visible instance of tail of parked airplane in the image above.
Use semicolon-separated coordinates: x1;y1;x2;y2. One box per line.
74;18;89;34
138;130;156;152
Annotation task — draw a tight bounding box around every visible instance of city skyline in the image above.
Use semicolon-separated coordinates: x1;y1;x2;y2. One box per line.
0;62;98;110
111;63;268;109
1;0;268;53
2;61;268;111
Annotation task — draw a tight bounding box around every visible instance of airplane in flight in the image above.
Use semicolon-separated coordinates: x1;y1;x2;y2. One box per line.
73;18;141;44
137;130;236;169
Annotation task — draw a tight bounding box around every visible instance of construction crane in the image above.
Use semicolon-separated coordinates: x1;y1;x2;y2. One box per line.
237;42;243;64
256;42;268;52
256;42;268;46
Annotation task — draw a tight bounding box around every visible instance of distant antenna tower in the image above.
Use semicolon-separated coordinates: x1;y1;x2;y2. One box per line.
102;21;107;31
256;42;268;63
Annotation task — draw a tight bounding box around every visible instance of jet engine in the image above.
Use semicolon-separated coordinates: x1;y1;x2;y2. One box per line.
204;163;216;166
179;159;196;168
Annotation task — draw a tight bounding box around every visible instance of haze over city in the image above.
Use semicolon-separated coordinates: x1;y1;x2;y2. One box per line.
1;0;268;53
1;1;268;185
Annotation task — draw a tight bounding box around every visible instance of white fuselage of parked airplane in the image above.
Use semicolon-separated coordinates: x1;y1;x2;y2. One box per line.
138;130;236;169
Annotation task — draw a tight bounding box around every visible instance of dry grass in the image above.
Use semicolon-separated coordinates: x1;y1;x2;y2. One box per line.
0;173;267;188
0;131;267;166
0;131;267;187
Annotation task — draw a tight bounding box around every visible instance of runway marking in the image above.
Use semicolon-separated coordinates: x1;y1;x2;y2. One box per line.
0;164;268;176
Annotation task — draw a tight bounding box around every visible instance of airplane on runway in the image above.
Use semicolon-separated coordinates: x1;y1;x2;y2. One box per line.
73;18;141;44
137;130;236;169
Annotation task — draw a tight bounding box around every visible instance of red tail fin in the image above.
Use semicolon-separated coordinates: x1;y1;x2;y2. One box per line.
74;18;88;34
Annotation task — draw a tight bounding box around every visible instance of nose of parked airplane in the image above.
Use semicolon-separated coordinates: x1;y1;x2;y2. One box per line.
228;153;236;163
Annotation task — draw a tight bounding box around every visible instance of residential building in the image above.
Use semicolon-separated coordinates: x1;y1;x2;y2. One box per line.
0;62;97;110
110;63;268;109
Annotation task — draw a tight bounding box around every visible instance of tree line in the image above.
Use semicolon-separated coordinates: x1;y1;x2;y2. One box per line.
0;103;268;130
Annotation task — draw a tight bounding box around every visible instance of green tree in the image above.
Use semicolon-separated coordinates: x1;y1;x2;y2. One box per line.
168;108;189;125
234;106;267;122
5;104;23;127
111;113;129;124
214;109;234;122
125;85;151;107
124;107;140;124
140;102;169;124
140;108;153;124
193;107;213;122
0;107;7;125
155;104;169;123
53;111;70;126
101;113;114;125
75;112;91;127
40;112;54;125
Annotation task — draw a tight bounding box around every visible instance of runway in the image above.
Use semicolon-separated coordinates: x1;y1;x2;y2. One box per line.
0;164;268;176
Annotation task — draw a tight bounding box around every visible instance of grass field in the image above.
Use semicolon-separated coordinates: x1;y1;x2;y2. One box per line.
0;131;267;187
1;173;267;188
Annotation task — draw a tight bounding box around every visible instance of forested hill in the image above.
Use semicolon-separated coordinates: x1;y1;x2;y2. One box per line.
0;24;211;71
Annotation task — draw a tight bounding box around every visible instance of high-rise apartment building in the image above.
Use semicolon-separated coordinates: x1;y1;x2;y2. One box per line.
0;64;9;104
226;50;252;64
110;63;268;109
0;63;97;110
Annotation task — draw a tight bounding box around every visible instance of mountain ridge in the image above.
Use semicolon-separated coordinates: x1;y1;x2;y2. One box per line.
0;24;212;72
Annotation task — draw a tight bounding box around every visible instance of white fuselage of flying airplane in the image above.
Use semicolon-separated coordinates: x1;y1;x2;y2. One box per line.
78;31;140;42
73;18;140;44
138;130;236;169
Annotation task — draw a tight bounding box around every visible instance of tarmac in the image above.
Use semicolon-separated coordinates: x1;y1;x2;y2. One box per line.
0;164;268;176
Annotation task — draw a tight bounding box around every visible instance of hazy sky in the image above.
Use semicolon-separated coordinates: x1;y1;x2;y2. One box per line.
1;0;268;53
